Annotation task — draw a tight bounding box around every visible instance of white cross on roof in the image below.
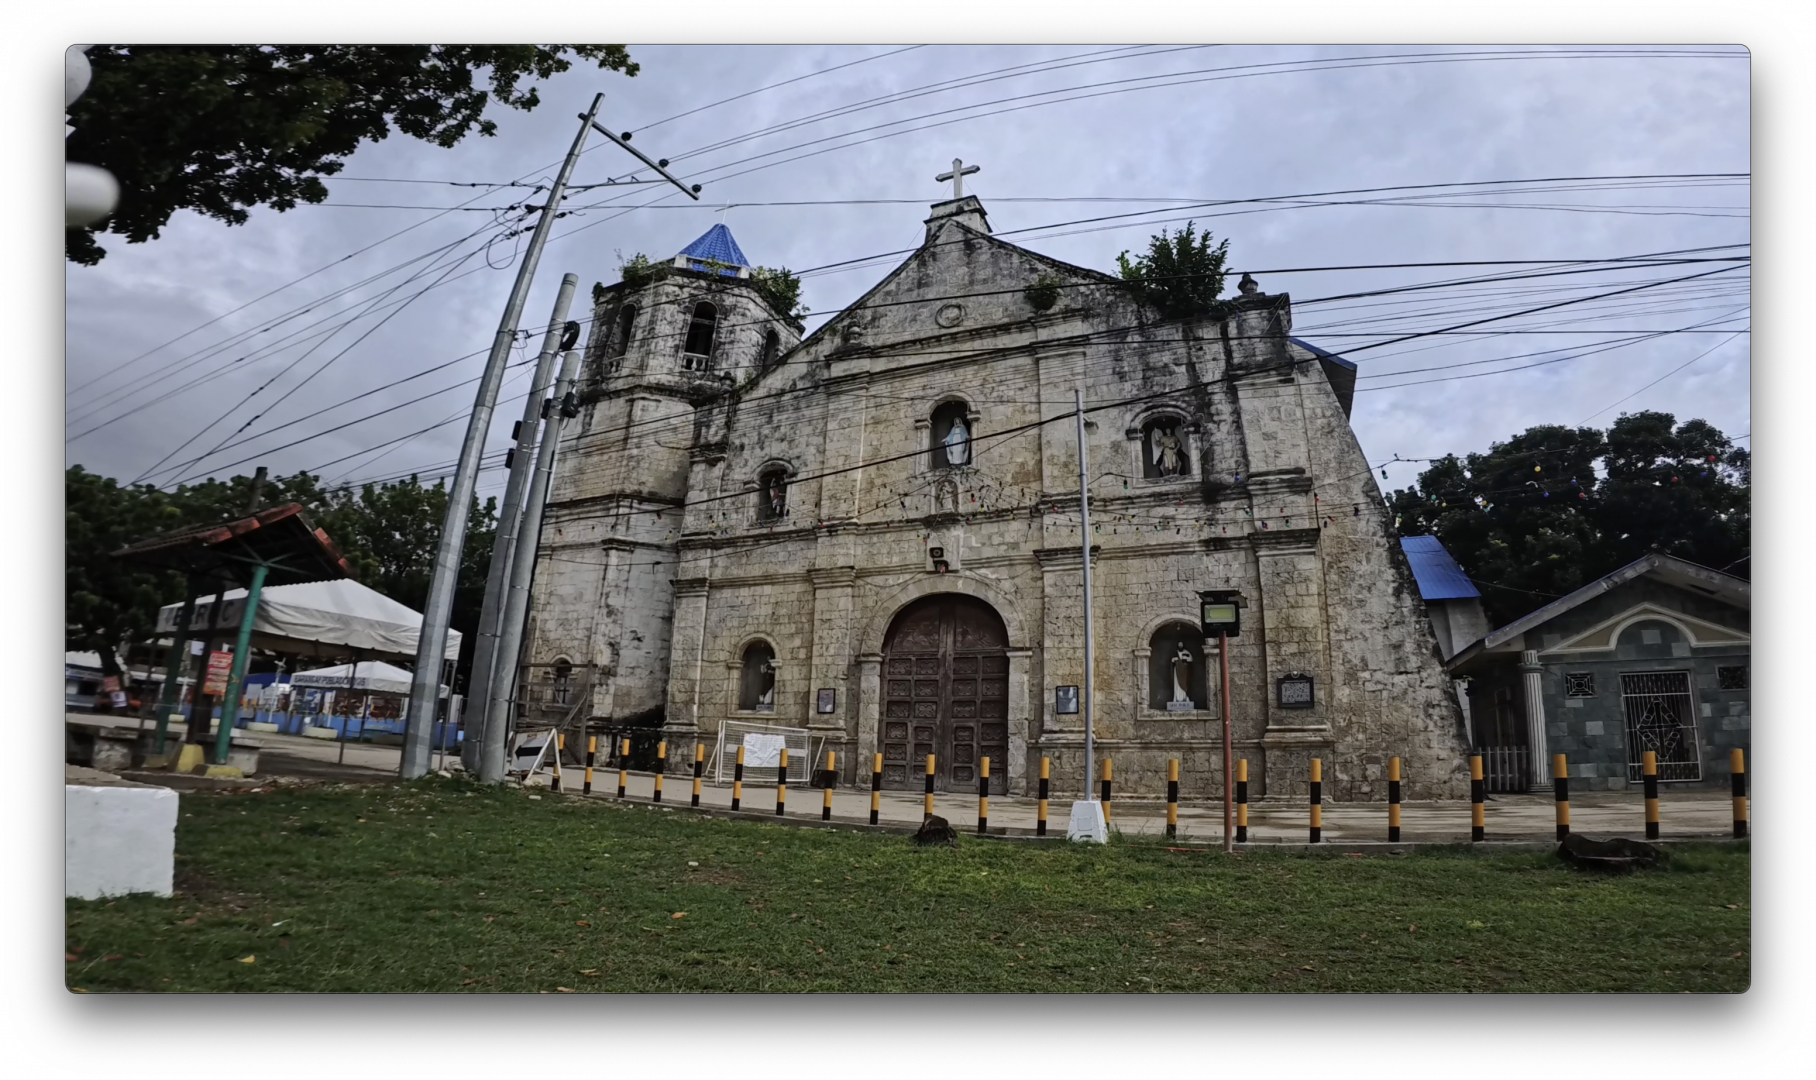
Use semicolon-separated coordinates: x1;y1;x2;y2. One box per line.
935;158;980;200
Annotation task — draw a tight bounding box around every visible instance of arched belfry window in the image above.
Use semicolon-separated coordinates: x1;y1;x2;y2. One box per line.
683;301;718;370
931;401;974;469
610;304;638;359
757;469;788;522
759;329;781;372
1142;416;1190;479
739;642;776;712
1149;623;1206;710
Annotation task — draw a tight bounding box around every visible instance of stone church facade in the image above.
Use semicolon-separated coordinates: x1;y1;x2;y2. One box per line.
525;192;1471;802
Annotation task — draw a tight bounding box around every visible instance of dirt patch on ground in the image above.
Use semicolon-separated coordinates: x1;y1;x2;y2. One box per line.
686;866;748;886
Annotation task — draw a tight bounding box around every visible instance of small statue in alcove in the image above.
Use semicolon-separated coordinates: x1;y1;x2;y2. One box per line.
1151;426;1184;476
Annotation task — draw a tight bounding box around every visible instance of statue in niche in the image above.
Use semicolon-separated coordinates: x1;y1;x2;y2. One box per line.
766;474;787;519
1151;425;1184;476
1170;642;1196;707
756;659;776;711
934;477;960;514
943;416;971;466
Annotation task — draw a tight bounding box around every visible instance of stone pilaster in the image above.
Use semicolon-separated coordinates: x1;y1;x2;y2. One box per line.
1520;650;1551;792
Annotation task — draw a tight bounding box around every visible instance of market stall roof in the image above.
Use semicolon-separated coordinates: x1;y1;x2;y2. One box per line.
154;578;460;663
112;503;351;585
289;660;445;696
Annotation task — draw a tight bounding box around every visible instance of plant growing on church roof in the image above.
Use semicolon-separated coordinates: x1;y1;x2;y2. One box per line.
1115;221;1232;321
617;251;670;290
749;266;809;324
1024;273;1062;313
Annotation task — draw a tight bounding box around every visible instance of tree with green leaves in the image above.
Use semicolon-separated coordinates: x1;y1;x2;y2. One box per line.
1387;411;1748;626
66;45;637;265
1116;221;1232;320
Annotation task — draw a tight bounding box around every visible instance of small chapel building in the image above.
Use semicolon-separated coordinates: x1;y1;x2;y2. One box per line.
524;175;1471;801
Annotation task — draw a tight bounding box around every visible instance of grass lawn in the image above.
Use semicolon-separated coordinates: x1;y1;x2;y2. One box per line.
65;777;1750;993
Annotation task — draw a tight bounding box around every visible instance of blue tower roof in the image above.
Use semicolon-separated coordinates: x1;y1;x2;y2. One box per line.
1400;535;1481;601
676;224;749;276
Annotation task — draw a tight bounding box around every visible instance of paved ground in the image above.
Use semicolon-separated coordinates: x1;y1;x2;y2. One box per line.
73;712;1741;843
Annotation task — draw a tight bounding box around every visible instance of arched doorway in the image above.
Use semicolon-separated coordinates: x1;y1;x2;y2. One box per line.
881;594;1010;794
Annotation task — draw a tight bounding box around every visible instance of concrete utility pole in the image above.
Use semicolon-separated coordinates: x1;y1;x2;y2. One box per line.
479;347;584;783
460;274;578;773
400;95;603;778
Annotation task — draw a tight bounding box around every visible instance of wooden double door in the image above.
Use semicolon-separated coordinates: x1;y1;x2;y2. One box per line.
880;594;1010;794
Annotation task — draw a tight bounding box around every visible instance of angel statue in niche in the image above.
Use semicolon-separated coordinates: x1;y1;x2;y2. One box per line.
1151;425;1184;476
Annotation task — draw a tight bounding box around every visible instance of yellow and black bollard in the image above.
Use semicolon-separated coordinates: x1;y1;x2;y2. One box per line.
691;742;704;808
1469;755;1485;842
551;735;565;793
1036;757;1051;837
1553;753;1571;840
822;751;837;822
617;738;630;799
731;744;745;811
923;754;936;820
583;735;597;796
1731;748;1748;839
653;741;667;803
1165;759;1179;839
1308;758;1322;844
1101;757;1114;823
977;757;991;834
1236;758;1249;843
776;748;789;816
869;753;883;826
1643;749;1660;840
1387;757;1402;843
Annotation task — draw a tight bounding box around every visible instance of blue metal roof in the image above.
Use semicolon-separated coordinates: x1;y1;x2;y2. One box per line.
1400;535;1480;601
677;224;749;275
1289;336;1357;371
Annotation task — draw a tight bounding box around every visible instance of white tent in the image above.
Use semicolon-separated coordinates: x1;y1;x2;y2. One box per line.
154;579;460;663
289;660;445;696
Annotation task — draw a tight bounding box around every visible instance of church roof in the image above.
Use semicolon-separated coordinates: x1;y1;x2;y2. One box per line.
677;224;749;275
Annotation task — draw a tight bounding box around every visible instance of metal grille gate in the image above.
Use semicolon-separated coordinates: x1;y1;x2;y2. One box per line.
1620;671;1702;782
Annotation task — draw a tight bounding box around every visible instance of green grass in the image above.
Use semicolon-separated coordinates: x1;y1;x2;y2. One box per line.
65;777;1750;993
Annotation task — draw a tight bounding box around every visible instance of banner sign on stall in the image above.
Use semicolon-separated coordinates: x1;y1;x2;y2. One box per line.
203;651;233;696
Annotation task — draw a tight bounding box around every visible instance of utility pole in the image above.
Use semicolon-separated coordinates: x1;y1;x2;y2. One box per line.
460;275;578;773
480;347;583;782
399;95;603;778
1068;388;1106;842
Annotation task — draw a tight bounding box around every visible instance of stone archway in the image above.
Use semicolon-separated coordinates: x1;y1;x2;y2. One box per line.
878;594;1011;795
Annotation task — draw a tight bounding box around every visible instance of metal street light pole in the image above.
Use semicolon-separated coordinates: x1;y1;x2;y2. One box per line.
460;274;578;773
400;95;603;778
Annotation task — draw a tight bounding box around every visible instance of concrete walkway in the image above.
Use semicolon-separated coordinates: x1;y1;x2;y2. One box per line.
531;766;1744;844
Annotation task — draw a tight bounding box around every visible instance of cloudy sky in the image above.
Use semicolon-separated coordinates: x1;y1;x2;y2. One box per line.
64;45;1750;505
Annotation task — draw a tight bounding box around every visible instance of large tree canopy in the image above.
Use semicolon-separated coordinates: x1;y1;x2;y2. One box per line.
1387;411;1749;627
66;467;496;688
66;45;637;265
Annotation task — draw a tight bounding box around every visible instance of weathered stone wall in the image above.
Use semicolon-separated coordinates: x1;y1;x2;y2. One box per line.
532;204;1472;802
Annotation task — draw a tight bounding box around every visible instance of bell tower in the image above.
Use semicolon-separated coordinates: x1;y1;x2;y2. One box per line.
525;225;803;726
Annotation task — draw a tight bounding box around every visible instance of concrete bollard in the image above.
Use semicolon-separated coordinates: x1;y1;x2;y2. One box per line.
776;748;789;816
1553;753;1570;840
1643;749;1660;840
869;753;882;826
731;745;745;811
1101;757;1113;823
1469;755;1485;842
654;741;667;803
583;735;597;796
1731;748;1748;839
617;738;630;800
1165;758;1179;839
1036;757;1051;837
977;757;990;834
823;751;836;822
923;754;936;820
691;742;704;808
1387;757;1402;843
1235;758;1249;844
551;735;564;793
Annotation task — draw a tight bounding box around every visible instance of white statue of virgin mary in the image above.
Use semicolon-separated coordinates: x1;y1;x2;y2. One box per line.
943;416;971;466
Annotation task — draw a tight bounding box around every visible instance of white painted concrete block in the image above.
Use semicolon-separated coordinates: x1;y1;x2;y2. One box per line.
1066;799;1107;843
66;782;177;900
